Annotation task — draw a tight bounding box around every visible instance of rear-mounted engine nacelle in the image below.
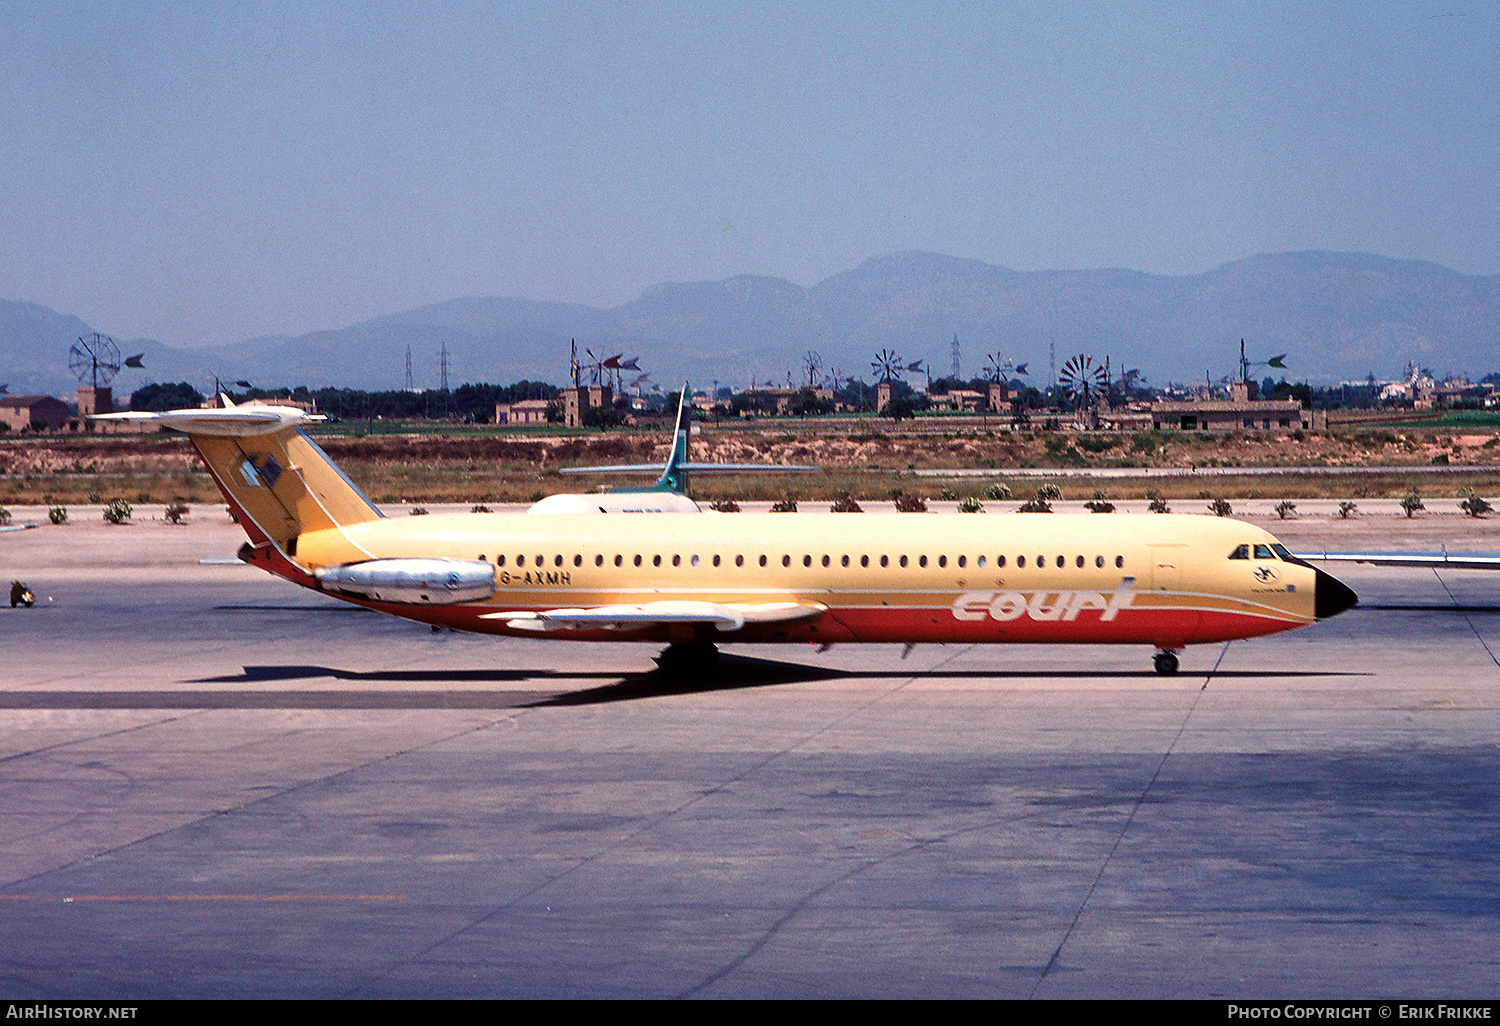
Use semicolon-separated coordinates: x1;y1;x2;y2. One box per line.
315;558;495;605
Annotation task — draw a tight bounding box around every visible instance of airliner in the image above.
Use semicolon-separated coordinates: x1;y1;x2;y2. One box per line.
93;400;1357;676
530;386;814;514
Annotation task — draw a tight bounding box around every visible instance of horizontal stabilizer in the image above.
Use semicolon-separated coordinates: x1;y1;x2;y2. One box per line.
90;405;323;437
482;600;825;632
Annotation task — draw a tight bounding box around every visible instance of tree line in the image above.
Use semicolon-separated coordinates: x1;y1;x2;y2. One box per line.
130;381;560;423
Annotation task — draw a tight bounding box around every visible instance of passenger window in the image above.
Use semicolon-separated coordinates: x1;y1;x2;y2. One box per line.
782;555;791;567
759;555;767;567
1229;545;1250;560
1017;555;1026;568
653;555;662;567
956;555;965;568
671;554;680;567
803;555;812;567
900;555;909;568
497;555;506;567
574;554;582;567
1055;555;1064;568
1075;555;1084;568
822;555;831;567
939;555;948;568
595;554;604;566
861;555;869;567
880;555;889;567
634;555;642;567
1115;556;1124;568
614;554;623;567
840;555;849;567
918;555;927;568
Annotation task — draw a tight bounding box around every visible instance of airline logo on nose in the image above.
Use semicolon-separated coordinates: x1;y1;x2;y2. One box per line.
952;577;1137;622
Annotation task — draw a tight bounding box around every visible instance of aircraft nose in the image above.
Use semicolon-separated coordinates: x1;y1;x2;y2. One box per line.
1314;567;1358;619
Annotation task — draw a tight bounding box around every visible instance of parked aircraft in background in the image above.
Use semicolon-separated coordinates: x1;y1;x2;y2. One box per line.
530;385;815;514
91;399;1357;676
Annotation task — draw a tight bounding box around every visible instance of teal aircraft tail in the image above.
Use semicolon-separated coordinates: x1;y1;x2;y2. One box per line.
557;385;817;497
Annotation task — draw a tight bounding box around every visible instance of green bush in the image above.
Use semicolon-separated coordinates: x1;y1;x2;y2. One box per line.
102;500;132;524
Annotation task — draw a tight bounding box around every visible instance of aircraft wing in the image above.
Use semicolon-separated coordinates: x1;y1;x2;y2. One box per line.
559;462;818;475
482;600;825;632
1302;550;1500;570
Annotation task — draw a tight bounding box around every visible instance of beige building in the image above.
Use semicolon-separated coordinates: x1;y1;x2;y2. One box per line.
495;398;553;425
0;395;69;433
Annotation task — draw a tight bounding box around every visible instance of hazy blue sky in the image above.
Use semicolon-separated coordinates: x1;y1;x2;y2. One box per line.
4;1;1498;348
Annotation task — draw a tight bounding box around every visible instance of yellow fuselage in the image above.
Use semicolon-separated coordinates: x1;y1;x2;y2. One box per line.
288;511;1322;650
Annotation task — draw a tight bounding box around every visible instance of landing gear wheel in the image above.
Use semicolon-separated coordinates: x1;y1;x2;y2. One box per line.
1153;651;1180;676
655;641;720;678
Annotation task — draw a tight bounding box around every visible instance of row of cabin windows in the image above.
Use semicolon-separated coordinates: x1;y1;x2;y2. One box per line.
479;552;1129;571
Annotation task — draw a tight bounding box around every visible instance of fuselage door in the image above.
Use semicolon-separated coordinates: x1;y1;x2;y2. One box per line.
1148;544;1187;593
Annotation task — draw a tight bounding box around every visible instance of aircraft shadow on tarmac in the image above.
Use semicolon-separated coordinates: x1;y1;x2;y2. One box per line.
0;655;1364;711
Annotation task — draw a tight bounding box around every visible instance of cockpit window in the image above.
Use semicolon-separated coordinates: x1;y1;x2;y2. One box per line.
1270;542;1312;567
1229;544;1250;560
1254;544;1275;560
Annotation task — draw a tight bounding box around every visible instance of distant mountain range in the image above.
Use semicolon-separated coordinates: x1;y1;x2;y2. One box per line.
5;250;1500;401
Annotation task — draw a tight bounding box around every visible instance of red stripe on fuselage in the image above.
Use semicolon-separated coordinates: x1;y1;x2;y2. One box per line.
319;596;1305;647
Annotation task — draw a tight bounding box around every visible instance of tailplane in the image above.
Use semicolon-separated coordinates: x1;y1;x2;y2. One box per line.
91;401;381;556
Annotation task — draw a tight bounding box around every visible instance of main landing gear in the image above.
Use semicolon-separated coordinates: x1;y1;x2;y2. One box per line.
655;641;720;677
1152;650;1180;676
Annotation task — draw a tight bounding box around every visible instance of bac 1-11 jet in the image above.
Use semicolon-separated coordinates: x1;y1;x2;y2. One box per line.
93;399;1357;675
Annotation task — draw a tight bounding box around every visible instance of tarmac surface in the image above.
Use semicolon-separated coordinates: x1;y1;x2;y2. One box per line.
1;502;1498;999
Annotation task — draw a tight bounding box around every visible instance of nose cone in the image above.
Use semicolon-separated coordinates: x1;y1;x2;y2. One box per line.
1314;567;1358;619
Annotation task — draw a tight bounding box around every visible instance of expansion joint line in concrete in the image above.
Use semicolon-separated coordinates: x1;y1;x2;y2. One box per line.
1028;641;1228;998
1432;569;1500;669
678;643;981;998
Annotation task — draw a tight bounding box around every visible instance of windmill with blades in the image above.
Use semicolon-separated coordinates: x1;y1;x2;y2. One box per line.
870;348;903;413
1237;339;1288;400
983;352;1030;412
69;332;143;417
1058;353;1109;428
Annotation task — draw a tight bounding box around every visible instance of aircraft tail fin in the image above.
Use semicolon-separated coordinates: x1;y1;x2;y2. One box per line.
90;404;381;555
648;384;693;494
557;383;819;493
